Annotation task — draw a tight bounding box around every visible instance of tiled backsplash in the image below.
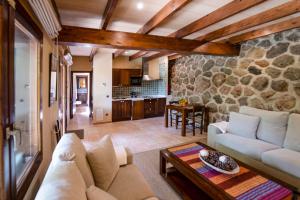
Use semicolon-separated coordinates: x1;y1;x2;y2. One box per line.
112;79;165;97
113;60;168;97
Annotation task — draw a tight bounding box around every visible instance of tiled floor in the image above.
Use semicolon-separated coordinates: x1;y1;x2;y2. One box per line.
68;106;207;153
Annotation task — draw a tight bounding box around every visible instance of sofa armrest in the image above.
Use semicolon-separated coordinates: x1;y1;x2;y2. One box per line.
207;121;228;148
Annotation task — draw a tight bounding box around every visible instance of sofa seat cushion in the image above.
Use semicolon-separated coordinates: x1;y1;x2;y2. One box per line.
35;161;87;200
108;164;155;200
52;133;95;187
216;134;280;160
86;185;117;200
262;149;300;178
239;106;289;146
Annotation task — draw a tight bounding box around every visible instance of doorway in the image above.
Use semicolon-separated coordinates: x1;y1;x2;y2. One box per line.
70;72;93;120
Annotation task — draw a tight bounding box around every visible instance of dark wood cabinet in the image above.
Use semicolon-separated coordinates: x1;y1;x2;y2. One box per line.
112;100;132;122
112;69;142;86
157;98;166;116
112;69;121;86
132;100;144;120
144;98;158;118
144;98;166;118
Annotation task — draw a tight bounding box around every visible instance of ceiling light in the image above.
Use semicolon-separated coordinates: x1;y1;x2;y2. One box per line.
137;2;144;10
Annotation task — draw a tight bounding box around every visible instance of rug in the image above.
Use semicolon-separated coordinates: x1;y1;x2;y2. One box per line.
133;149;182;200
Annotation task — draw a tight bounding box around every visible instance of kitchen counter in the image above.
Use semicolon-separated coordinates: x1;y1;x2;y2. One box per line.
112;95;166;101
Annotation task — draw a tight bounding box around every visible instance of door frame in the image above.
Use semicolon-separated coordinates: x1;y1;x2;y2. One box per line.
70;71;93;119
1;1;44;199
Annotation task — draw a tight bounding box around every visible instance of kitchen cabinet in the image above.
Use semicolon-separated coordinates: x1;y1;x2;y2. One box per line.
132;100;144;120
144;99;158;118
157;98;166;116
112;100;132;122
112;69;121;86
112;69;142;86
144;98;166;118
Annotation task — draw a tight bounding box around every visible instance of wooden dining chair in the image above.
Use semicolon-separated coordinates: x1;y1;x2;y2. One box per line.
168;100;181;128
186;103;205;135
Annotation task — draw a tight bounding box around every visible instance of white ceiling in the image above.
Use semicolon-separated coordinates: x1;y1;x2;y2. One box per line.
69;46;94;56
55;0;296;56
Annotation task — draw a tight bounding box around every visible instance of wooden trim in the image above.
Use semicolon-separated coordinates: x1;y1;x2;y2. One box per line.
89;48;98;62
15;1;42;41
226;16;300;44
4;1;44;200
196;0;300;42
115;0;191;57
130;0;265;60
101;0;118;30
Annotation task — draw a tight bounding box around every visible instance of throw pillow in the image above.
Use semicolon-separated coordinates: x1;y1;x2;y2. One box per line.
284;113;300;152
87;135;119;190
228;112;260;139
240;106;289;146
86;185;117;200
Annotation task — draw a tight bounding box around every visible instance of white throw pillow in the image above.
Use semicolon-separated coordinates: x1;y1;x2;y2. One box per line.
87;135;119;190
284;113;300;152
240;106;289;146
86;185;117;200
35;161;87;200
228;112;260;139
52;133;95;187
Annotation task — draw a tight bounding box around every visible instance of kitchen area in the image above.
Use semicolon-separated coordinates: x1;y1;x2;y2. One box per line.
111;56;168;122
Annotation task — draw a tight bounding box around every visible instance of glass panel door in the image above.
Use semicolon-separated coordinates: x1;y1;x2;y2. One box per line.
14;20;40;185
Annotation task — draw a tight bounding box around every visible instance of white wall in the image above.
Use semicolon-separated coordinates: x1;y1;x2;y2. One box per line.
92;52;112;123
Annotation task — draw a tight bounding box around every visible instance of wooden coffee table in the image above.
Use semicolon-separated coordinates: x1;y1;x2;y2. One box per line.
160;142;297;200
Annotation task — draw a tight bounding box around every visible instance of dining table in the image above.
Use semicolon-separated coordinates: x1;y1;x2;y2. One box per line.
164;104;209;136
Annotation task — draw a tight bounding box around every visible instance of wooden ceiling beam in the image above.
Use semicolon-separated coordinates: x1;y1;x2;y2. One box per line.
101;0;118;30
59;26;205;52
58;26;239;56
115;0;191;58
144;0;300;61
129;51;149;61
131;0;265;61
226;16;300;44
196;0;300;42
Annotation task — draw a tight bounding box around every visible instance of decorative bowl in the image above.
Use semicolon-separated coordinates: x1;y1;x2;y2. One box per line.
199;150;240;175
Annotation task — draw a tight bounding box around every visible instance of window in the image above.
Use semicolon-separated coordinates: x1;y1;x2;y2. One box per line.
14;20;41;186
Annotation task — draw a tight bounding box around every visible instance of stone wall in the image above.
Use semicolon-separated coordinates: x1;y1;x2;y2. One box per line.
171;28;300;122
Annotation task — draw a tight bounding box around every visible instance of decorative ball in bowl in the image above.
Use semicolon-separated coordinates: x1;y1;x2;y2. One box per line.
199;149;240;175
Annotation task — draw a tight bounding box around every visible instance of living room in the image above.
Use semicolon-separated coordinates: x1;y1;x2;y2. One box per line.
0;0;299;200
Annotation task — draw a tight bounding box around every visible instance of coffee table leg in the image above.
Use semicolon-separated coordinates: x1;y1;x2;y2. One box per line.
160;151;167;176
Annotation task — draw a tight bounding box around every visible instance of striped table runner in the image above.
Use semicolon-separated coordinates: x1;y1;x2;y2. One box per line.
168;143;293;200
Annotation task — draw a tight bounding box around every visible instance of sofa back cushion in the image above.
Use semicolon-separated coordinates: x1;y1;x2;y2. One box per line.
52;133;95;187
240;106;289;146
35;161;87;200
87;135;119;191
228;112;260;139
284;113;300;152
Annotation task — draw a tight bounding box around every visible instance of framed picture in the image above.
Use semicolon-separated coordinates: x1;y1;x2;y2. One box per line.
49;53;58;107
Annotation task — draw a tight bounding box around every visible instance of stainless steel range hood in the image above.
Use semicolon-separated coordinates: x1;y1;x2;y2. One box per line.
142;58;160;81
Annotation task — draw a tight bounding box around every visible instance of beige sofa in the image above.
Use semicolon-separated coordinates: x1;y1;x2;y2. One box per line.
35;133;158;200
208;106;300;192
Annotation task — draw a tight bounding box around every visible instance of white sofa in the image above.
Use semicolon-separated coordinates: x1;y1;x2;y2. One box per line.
208;106;300;191
35;133;158;200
